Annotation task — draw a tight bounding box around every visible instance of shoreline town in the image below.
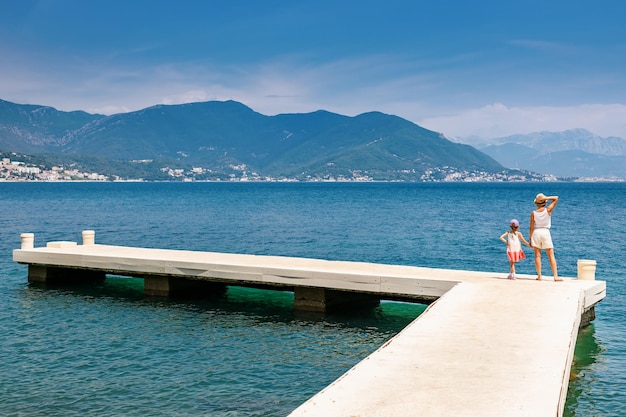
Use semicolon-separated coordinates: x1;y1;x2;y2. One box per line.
3;155;617;183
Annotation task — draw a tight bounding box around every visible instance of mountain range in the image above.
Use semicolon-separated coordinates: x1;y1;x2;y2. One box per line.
464;129;626;179
0;99;510;181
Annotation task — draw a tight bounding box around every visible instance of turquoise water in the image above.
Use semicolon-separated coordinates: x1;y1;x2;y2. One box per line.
0;182;624;416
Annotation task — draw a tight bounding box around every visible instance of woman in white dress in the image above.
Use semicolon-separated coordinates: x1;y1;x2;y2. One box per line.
529;193;561;281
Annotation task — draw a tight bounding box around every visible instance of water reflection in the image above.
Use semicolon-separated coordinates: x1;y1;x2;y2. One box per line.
565;324;606;417
22;276;424;333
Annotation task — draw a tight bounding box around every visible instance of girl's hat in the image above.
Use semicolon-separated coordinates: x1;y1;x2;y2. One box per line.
510;219;519;227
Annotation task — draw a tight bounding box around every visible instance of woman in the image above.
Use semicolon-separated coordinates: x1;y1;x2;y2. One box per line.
529;193;561;281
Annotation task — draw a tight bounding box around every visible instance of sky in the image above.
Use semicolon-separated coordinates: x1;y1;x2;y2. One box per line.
1;0;626;140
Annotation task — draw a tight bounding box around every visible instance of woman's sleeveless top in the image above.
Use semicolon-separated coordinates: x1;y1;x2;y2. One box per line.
533;209;551;228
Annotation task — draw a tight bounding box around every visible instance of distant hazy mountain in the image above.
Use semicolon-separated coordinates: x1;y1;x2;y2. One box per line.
0;98;507;181
490;129;626;155
471;129;626;179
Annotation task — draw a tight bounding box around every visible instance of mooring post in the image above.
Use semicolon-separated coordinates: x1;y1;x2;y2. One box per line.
20;233;34;249
577;259;597;280
82;230;95;245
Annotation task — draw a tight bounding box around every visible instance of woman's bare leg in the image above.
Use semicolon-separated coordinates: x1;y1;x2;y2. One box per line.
534;248;542;280
546;248;561;281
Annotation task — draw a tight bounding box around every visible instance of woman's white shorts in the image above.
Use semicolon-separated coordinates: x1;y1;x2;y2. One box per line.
531;228;553;249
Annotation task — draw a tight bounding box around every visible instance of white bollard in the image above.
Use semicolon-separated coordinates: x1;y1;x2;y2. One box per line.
82;230;95;245
20;233;35;249
577;260;597;280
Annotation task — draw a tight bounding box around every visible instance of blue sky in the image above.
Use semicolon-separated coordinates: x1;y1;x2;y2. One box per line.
1;0;626;139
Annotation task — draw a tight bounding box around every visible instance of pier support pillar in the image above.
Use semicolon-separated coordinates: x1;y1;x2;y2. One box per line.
580;306;596;328
28;265;106;285
143;276;227;298
293;287;380;313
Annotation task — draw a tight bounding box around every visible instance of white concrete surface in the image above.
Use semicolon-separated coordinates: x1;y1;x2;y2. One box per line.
289;280;590;417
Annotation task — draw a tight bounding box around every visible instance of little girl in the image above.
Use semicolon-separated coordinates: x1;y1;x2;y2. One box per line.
499;219;531;280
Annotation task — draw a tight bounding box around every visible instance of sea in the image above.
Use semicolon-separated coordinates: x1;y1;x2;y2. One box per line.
0;181;624;417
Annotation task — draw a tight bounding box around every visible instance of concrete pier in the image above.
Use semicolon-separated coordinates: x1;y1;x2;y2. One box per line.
14;231;461;311
13;231;606;417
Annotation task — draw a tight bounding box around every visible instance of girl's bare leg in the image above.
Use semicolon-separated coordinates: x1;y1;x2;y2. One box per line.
507;261;516;279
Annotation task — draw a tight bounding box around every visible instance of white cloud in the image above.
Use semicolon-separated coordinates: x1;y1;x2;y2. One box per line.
161;90;212;106
3;48;626;141
86;104;132;115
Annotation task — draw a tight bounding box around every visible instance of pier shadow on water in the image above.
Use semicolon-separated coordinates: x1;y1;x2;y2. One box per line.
26;275;426;330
